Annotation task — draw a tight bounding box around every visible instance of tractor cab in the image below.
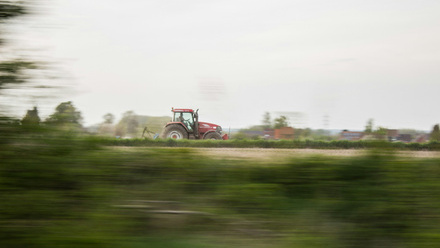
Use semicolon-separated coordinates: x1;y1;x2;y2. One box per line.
172;108;197;132
160;108;228;140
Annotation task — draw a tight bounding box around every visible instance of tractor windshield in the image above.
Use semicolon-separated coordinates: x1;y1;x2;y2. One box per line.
174;112;194;131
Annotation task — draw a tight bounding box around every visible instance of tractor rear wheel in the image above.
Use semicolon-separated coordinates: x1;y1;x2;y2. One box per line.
204;132;222;140
161;125;188;139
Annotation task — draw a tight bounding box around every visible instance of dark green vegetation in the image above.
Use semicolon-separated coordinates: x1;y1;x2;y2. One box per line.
105;137;440;151
431;124;440;142
2;124;440;247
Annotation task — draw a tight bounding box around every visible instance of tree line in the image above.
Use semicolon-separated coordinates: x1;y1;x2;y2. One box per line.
19;102;170;138
236;112;440;142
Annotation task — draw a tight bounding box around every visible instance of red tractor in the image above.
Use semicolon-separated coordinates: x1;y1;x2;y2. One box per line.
160;108;228;140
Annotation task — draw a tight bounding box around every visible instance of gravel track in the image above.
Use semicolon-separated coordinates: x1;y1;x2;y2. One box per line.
192;148;440;161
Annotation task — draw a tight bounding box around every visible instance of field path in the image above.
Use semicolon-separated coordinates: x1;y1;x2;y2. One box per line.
192;148;440;161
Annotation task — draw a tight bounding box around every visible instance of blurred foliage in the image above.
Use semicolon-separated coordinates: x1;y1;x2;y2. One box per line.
100;137;440;151
374;126;388;140
0;1;26;21
234;127;337;141
45;101;82;128
308;129;334;141
102;113;114;124
97;113;115;136
116;111;138;137
273;115;288;129
0;60;37;89
294;128;312;140
430;124;440;142
399;129;427;136
21;106;40;125
1;123;440;247
232;131;254;140
364;118;374;134
113;111;169;138
261;111;272;129
0;1;33;88
260;112;289;130
363;119;396;140
0;1;50;118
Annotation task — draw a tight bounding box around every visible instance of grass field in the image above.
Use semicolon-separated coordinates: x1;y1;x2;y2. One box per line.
2;126;440;247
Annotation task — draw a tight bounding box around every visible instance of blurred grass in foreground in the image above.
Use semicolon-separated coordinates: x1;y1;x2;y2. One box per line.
1;123;440;247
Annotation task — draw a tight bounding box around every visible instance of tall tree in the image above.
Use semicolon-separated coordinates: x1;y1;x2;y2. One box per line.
0;60;37;90
364;118;374;134
0;1;31;90
0;1;42;117
261;112;272;129
374;126;388;140
430;124;440;141
125;112;138;135
116;111;139;137
46;101;82;126
273;115;288;129
103;113;115;124
98;113;115;136
0;1;26;21
21;106;40;125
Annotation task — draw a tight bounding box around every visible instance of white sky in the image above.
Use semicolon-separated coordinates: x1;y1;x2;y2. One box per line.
8;0;440;130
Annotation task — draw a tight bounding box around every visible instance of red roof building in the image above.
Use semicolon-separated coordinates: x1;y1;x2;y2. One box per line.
274;127;295;140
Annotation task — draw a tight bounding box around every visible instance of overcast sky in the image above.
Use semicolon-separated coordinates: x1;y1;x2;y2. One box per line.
11;0;440;130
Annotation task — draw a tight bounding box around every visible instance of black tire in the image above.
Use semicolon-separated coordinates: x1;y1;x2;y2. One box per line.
204;132;222;140
160;125;188;139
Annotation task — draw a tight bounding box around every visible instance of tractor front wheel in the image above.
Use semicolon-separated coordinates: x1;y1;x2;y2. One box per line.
161;125;188;139
204;132;222;140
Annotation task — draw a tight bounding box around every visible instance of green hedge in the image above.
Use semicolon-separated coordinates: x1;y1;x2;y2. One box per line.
100;137;440;150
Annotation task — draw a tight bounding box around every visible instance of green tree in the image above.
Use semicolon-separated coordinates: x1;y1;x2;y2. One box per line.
103;113;115;124
430;124;440;141
125;111;138;134
46;101;82;126
0;2;36;88
365;118;374;134
261;112;272;129
0;60;37;90
0;1;37;116
98;113;115;136
273;115;288;129
0;1;26;21
21;106;40;125
293;128;312;140
374;126;388;140
116;111;139;137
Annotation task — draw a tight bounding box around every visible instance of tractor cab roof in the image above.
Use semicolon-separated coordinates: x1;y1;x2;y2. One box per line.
172;108;194;113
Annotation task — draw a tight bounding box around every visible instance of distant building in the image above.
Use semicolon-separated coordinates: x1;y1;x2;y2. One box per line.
274;127;295;140
339;130;364;141
397;134;413;143
387;129;399;141
242;130;265;138
263;129;275;140
414;134;430;143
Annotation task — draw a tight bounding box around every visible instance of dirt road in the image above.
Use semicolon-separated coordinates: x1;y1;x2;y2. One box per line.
193;148;440;161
